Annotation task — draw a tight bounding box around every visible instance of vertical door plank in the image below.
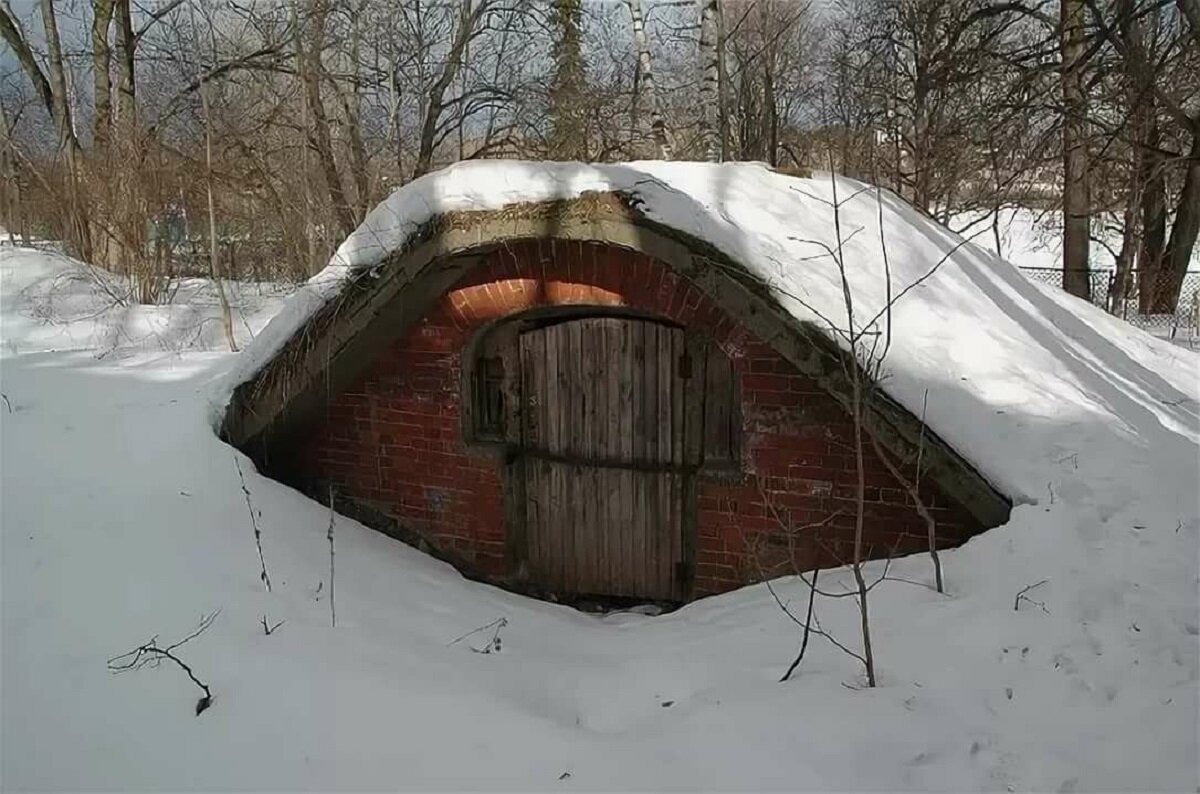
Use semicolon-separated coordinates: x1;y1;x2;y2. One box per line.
564;324;581;589
520;332;539;449
644;323;660;465
632;320;647;465
604;320;620;594
619;319;634;465
581;320;595;458
566;320;582;458
673;472;684;597
528;460;538;587
538;458;551;592
661;472;672;597
544;326;559;455
566;460;579;594
620;321;636;592
671;330;684;467
582;463;596;593
636;468;649;597
631;322;645;596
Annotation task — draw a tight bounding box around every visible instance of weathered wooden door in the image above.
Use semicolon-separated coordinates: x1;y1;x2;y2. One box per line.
517;316;691;600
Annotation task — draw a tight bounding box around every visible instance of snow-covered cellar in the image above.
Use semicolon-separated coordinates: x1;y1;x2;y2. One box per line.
221;162;1011;603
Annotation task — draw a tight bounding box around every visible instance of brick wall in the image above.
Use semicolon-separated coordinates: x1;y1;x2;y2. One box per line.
294;238;981;599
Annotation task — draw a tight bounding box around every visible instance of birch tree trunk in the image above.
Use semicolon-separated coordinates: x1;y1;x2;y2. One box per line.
698;0;721;162
626;0;673;159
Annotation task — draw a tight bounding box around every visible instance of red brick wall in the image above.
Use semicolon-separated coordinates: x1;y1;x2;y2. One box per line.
294;239;981;598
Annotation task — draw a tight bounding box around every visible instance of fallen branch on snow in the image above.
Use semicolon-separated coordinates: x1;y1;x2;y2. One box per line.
1014;580;1049;613
107;610;219;716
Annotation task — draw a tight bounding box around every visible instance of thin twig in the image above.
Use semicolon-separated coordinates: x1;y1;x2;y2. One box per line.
867;432;944;593
780;568;819;682
1014;579;1049;613
764;573;868;668
327;484;336;628
233;456;271;592
448;617;508;652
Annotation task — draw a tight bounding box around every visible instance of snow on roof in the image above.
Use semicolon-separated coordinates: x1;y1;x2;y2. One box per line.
226;160;1199;510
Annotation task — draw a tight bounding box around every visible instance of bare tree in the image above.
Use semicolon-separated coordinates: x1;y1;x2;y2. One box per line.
300;0;357;238
2;1;90;258
413;0;493;178
1086;0;1199;312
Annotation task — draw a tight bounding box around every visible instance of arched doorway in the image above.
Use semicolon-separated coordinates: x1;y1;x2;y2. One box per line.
465;309;739;601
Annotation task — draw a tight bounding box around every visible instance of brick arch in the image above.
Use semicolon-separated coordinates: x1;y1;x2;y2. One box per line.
288;238;985;597
442;237;754;357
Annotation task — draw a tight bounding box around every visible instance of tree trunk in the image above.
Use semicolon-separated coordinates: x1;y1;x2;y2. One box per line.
346;2;369;221
548;0;587;160
343;92;370;224
716;0;729;162
114;0;135;141
764;60;778;167
89;0;116;268
40;0;91;261
301;0;356;239
1111;0;1150;312
698;0;721;162
1139;118;1168;314
111;0;142;273
188;0;238;351
91;0;115;155
1060;0;1091;300
626;0;673;159
1152;134;1200;313
912;52;930;212
0;100;19;245
413;0;482;178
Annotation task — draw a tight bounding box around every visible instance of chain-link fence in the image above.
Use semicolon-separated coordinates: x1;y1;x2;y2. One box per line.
1019;266;1200;338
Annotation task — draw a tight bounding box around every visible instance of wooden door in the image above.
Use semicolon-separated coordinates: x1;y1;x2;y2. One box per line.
517;316;689;600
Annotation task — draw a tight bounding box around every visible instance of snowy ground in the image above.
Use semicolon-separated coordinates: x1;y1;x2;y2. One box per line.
0;241;292;356
2;186;1199;791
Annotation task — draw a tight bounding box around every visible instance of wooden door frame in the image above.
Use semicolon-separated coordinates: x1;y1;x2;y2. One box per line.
470;308;699;602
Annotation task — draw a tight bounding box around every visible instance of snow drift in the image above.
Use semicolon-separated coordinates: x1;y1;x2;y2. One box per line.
1;160;1198;792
